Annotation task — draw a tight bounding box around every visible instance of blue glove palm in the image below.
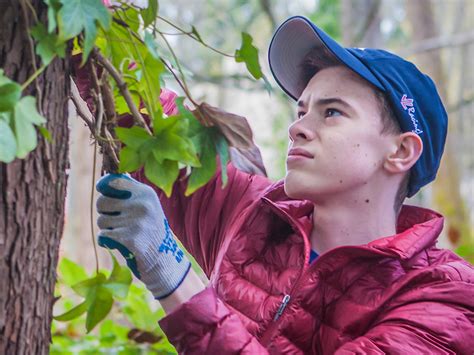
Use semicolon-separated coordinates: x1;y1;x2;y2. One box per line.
96;174;191;300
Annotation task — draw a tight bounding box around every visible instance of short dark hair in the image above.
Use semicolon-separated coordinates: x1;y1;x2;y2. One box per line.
300;47;410;214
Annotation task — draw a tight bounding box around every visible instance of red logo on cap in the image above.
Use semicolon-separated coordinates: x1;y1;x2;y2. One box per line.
400;94;414;110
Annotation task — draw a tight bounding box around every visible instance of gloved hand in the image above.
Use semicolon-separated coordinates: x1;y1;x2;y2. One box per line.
95;174;191;300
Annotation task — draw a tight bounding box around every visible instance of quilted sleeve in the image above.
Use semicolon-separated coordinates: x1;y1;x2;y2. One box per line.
335;278;474;354
159;287;269;354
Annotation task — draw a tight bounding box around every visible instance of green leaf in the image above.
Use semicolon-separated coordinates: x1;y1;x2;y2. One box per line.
138;54;164;116
235;32;263;80
0;119;17;163
54;300;89;321
44;0;62;33
144;31;160;59
152;131;200;167
30;23;66;65
103;253;132;299
38;126;52;142
185;128;217;196
141;0;159;28
144;157;179;197
12;96;47;158
115;126;151;149
0;81;21;112
58;0;112;61
118;146;143;173
191;25;202;43
71;272;106;297
85;286;113;333
214;133;229;187
59;258;89;286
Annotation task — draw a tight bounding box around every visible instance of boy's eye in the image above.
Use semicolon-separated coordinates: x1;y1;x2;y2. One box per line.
325;108;342;117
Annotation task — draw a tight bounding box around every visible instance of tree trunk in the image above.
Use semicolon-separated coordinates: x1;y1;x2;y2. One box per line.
0;1;70;354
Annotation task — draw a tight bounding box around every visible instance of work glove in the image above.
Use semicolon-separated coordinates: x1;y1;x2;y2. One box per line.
95;174;191;300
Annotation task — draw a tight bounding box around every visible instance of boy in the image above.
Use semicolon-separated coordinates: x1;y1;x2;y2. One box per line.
96;16;474;353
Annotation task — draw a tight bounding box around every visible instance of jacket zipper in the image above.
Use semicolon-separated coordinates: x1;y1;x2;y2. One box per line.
273;294;291;321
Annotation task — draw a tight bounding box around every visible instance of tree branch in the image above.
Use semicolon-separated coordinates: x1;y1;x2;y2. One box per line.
399;30;474;57
93;50;152;135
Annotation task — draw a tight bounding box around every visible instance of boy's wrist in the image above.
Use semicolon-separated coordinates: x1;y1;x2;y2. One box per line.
158;266;206;315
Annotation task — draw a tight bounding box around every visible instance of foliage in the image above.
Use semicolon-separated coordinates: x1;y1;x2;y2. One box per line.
0;0;267;338
52;257;177;354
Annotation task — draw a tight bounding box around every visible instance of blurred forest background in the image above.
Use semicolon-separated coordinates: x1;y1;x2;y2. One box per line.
56;0;473;352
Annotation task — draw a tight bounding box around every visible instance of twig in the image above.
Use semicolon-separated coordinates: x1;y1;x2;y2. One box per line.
399;30;474;57
93;51;152;135
156;16;234;58
90;140;100;274
70;78;94;131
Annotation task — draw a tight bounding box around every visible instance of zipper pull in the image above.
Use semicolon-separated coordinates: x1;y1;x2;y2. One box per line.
273;294;291;321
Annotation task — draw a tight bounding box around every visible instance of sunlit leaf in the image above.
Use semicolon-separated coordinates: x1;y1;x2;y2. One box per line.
59;258;89;286
0;119;16;163
235;32;263;80
85;286;113;333
54;300;89;321
115;126;151;150
30;23;66;65
103;253;132;299
0;78;21;112
58;0;112;62
118;146;143;173
13;96;46;158
71;272;106;298
141;0;159;28
144;156;179;197
214;133;229;187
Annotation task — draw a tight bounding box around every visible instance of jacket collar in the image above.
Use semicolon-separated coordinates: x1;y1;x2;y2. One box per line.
261;180;444;261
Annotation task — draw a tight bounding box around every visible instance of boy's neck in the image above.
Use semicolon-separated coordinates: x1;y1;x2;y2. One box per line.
310;191;398;255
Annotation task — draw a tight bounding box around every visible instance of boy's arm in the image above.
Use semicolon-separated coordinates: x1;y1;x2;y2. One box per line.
334;278;474;354
158;286;269;354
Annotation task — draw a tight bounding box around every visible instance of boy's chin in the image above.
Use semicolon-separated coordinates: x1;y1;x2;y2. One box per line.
283;178;307;200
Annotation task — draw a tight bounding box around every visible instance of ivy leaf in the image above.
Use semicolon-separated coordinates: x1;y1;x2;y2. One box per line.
30;23;66;65
38;126;52;142
152;131;200;167
0;119;17;163
138;55;164;116
144;31;160;59
214;133;229;187
191;25;202;43
59;258;89;286
54;300;89;321
85;285;113;333
141;0;159;28
0;80;21;112
44;0;62;33
118;146;143;173
103;253;132;299
58;0;112;62
115;126;151;150
185;127;218;196
235;32;263;80
13;96;47;159
71;272;107;298
144;157;179;197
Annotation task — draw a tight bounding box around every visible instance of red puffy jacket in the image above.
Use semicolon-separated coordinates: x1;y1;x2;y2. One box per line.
133;162;474;354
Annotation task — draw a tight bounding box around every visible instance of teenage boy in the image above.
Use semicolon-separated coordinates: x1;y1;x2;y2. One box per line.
96;16;474;353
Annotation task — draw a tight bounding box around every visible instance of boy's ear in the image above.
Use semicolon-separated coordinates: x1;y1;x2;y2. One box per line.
384;132;423;174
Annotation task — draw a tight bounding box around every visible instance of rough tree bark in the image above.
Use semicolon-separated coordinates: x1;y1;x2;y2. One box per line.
0;1;70;354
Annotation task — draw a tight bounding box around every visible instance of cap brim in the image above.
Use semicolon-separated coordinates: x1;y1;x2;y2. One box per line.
268;16;385;100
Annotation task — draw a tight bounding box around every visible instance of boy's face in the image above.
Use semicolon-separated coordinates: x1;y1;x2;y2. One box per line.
284;66;394;201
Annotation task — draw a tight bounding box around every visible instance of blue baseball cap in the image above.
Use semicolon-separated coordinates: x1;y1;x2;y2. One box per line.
268;16;448;197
